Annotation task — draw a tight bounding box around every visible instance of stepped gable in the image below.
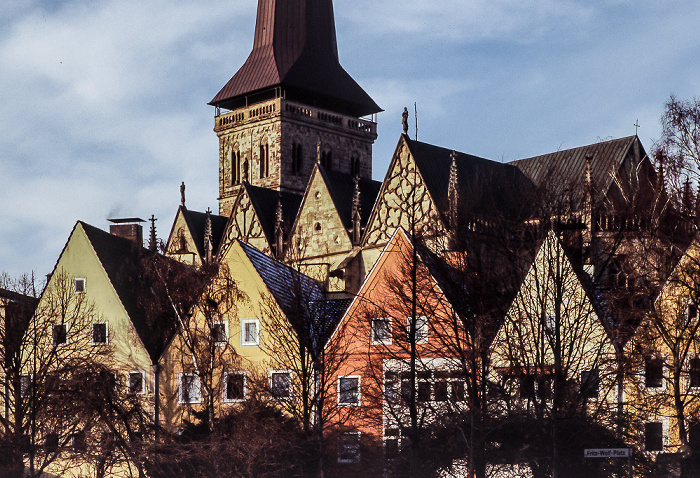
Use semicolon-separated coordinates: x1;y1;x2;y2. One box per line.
405;135;535;221
318;166;382;230
510;135;641;208
179;207;228;258
244;182;303;244
210;0;380;117
80;222;179;361
237;239;323;318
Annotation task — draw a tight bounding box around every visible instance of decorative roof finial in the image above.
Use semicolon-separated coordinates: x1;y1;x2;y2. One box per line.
316;137;322;164
402;107;409;135
149;215;158;252
275;192;285;259
180;181;186;208
204;208;213;263
448;151;459;233
352;175;362;245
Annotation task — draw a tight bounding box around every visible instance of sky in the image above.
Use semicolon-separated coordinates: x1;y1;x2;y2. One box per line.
1;0;700;279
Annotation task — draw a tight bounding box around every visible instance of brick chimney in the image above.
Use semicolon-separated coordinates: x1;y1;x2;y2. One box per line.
108;218;145;247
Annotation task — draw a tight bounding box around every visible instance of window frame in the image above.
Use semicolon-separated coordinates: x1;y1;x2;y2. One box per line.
211;320;229;347
337;431;361;464
178;372;202;405
580;368;600;400
338;375;361;407
240;318;260;346
73;277;86;294
223;371;247;403
688;356;700;390
269;370;292;401
52;323;68;346
643;417;669;453
643;356;666;392
91;322;109;346
406;316;428;344
371;318;392;345
127;370;146;396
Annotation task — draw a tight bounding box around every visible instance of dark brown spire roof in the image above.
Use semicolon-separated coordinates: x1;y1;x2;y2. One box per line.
210;0;381;117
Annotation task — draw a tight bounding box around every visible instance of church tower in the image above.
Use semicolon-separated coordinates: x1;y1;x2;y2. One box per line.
210;0;382;217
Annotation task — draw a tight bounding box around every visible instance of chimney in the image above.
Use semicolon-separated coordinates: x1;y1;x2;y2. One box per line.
108;218;145;246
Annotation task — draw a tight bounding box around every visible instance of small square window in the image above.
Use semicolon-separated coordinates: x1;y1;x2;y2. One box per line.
406;316;428;344
212;321;228;346
92;323;108;345
371;318;392;345
645;422;664;452
52;324;68;346
224;372;246;402
338;432;360;464
270;371;291;400
74;278;86;294
128;371;145;395
338;376;360;406
645;358;664;389
580;369;599;399
241;319;259;346
179;373;202;404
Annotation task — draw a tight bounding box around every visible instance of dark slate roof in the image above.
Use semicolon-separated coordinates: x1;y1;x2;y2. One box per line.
510;136;641;209
210;0;381;117
238;240;324;318
180;207;228;259
405;135;535;221
309;298;352;352
80;222;179;362
318;166;382;231
244;182;303;244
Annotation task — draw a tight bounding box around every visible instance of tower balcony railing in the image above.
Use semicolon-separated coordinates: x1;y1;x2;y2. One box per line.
215;98;377;137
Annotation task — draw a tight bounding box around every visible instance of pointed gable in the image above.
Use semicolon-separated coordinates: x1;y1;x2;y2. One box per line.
165;206;227;265
491;232;613;373
219;182;302;258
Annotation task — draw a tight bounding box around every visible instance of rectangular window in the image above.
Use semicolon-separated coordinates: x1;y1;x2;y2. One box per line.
44;433;59;453
73;278;86;294
179;373;202;404
580;369;600;399
241;319;259;346
520;375;535;399
686;301;699;324
338;376;360;406
270;371;291;400
52;324;68;346
224;372;246;402
128;371;145;395
645;421;664;452
212;321;228;346
338;432;361;464
406;316;428;344
92;322;108;345
20;375;32;398
690;358;700;388
689;420;700;451
371;318;392;345
645;358;664;389
434;374;449;402
71;432;86;454
384;372;398;404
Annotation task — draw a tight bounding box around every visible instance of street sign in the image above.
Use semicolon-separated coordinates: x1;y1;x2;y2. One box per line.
584;448;630;458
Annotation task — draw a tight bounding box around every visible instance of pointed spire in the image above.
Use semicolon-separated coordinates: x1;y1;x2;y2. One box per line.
684;177;693;214
352;175;362;245
149;215;158;252
657;159;666;194
316;137;322;164
204;208;213;263
448;151;459;229
275;192;285;259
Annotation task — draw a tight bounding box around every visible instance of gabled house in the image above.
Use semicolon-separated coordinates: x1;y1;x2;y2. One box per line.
324;227;473;473
625;238;700;458
165;206;228;266
286;163;381;295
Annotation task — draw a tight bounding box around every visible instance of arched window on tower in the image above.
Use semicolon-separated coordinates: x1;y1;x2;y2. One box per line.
321;150;333;172
232;147;242;185
292;142;303;175
259;142;269;178
350;155;360;177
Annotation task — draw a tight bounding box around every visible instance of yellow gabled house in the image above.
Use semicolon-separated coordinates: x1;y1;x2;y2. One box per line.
625;240;700;458
159;238;325;431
